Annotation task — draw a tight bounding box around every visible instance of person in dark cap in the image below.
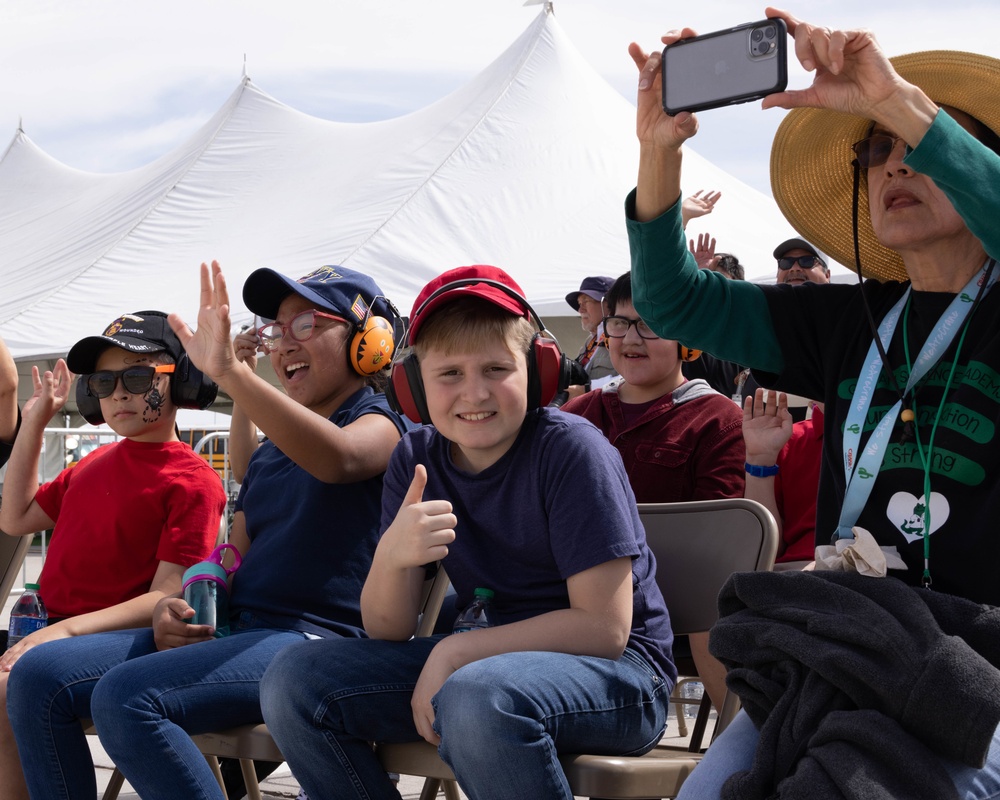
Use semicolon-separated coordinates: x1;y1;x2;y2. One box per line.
773;236;831;286
566;275;617;397
0;311;226;800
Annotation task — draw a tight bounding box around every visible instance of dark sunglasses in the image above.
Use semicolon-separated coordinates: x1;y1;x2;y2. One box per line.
851;134;906;169
777;255;824;271
602;315;659;340
86;365;175;399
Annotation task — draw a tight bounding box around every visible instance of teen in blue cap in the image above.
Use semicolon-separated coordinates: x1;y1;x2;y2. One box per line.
9;261;414;799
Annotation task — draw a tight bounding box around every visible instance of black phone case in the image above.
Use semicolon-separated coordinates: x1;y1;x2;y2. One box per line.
661;19;787;115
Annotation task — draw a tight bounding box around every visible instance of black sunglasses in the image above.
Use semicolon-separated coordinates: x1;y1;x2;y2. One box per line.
851;134;906;169
777;255;824;271
86;365;175;399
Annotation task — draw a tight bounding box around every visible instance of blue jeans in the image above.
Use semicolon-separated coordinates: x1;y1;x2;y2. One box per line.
260;636;670;800
677;710;1000;800
7;621;309;800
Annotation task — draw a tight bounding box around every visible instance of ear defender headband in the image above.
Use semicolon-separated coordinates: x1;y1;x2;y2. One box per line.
386;278;573;424
347;297;403;377
75;352;219;426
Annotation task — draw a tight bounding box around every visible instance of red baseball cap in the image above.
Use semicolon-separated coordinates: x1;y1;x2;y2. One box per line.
407;265;532;343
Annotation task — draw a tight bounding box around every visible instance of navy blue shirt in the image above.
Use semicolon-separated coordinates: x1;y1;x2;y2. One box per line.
233;387;413;637
382;407;676;683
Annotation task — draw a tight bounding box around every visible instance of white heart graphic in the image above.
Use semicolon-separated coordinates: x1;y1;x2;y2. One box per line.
886;492;950;544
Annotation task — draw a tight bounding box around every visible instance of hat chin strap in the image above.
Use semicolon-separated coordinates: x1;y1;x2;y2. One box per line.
851;159;906;408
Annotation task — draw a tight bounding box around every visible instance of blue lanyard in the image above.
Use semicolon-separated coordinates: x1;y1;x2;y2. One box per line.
836;265;995;541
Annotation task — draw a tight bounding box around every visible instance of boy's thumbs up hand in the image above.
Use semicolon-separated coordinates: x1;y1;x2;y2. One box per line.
381;464;457;569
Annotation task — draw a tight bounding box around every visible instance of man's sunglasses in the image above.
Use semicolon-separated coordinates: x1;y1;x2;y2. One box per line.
777;256;824;271
86;365;175;399
851;134;906;169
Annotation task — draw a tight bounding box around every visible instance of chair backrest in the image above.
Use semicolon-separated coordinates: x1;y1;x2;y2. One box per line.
639;499;778;636
0;532;31;606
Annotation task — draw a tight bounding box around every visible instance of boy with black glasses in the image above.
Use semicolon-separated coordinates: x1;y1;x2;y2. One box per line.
0;310;226;800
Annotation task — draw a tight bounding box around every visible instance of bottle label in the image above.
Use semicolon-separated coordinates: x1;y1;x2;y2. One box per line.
8;616;47;641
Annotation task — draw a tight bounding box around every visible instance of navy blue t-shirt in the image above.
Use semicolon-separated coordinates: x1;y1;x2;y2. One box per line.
232;387;413;638
381;406;676;683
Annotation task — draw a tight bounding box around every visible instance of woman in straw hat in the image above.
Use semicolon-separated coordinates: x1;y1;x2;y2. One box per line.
627;7;1000;799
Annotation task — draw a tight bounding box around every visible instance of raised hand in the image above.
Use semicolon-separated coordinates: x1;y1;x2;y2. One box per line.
628;31;700;150
22;359;72;426
689;232;717;270
233;328;261;373
168;261;239;383
743;388;793;467
762;7;934;138
682;189;722;227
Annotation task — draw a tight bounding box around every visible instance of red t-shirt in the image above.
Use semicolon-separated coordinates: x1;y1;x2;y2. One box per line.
774;405;824;563
33;438;226;618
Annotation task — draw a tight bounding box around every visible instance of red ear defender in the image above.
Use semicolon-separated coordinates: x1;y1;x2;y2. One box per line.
386;353;430;424
528;335;565;409
385;275;571;423
351;315;396;376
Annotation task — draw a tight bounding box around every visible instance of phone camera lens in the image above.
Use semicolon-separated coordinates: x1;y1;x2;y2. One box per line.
751;29;764;42
764;25;776;39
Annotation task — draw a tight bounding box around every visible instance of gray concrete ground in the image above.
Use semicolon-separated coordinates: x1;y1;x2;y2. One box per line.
7;549;704;799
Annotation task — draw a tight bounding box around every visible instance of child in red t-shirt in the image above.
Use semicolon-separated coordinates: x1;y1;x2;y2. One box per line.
0;310;226;800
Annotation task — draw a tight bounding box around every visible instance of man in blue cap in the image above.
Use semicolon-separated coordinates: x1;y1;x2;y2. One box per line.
564;276;617;399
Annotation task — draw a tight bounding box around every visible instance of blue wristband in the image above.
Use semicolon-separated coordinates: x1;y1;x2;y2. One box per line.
745;462;780;478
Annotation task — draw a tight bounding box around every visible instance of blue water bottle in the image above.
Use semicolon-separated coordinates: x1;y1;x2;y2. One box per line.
7;583;48;649
182;543;241;637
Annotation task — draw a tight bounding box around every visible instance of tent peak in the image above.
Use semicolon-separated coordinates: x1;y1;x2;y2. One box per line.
522;0;554;13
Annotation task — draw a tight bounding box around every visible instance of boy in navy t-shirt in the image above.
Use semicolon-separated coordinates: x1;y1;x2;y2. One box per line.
261;265;676;800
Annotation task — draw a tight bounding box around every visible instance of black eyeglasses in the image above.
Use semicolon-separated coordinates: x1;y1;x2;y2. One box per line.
602;315;659;340
777;256;825;271
851;134;906;169
86;365;175;399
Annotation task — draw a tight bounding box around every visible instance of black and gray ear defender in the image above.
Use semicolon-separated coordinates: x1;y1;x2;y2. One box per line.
75;352;218;426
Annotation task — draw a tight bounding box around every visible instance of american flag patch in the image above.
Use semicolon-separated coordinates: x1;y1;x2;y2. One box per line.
351;294;370;322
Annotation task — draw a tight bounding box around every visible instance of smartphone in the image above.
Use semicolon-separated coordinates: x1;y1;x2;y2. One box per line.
661;19;787;115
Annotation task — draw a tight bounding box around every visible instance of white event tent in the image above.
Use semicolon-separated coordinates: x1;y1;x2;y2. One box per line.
0;6;799;369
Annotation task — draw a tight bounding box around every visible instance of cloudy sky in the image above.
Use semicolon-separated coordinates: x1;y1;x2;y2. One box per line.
1;1;997;197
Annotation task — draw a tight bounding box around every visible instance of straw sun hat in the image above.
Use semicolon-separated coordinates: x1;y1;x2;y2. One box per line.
770;50;1000;283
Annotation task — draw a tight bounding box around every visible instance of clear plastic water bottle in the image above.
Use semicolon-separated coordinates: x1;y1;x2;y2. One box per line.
452;587;495;633
8;583;48;649
681;680;704;718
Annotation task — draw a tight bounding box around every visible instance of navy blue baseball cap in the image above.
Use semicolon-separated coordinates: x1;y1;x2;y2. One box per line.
565;276;615;311
242;265;399;329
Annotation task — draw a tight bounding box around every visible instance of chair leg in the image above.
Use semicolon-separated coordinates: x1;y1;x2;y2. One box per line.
688;693;713;752
101;767;126;800
443;779;461;800
205;754;229;799
240;758;263;800
419;777;441;800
